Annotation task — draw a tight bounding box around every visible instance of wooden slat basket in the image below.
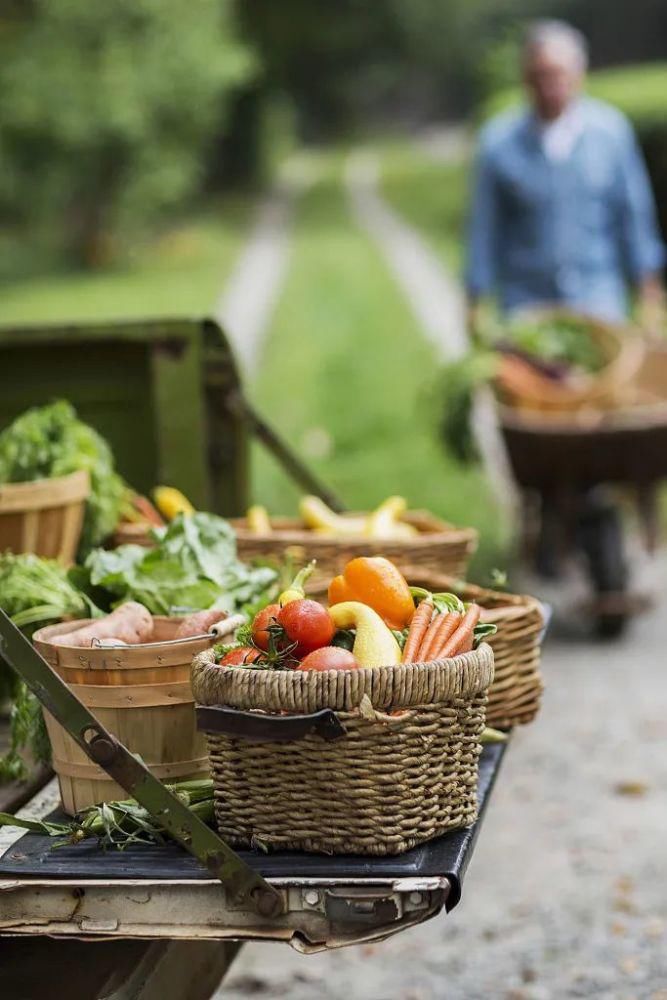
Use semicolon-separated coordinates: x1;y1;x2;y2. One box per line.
33;617;214;814
192;643;494;856
0;469;90;565
408;571;545;728
232;510;478;590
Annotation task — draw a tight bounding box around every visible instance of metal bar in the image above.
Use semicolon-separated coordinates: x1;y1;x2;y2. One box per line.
226;390;346;512
0;611;282;918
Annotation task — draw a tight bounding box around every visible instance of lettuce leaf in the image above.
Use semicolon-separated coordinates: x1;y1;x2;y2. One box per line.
84;512;277;615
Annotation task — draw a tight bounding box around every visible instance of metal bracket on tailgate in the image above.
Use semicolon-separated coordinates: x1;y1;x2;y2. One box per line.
0;610;282;918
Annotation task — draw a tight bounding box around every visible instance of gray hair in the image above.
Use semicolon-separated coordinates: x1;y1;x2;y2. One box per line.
523;19;589;71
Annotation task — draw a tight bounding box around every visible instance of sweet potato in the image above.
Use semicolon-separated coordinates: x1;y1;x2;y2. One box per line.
53;602;153;647
174;609;227;639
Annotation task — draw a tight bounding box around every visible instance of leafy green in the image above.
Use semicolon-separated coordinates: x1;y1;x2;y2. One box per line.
0;551;101;781
0;401;126;557
0;552;99;633
0;682;52;782
506;315;606;374
437;351;498;465
0;778;215;848
84;512;277;615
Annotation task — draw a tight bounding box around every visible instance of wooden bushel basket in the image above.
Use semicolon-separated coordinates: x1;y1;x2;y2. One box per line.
0;469;90;565
33;617;215;814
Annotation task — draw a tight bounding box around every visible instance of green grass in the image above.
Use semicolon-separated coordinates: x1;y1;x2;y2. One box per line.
379;141;469;270
0;197;253;326
250;153;506;574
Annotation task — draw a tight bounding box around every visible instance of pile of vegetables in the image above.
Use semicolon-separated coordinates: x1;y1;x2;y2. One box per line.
247;494;420;540
81;512;277;616
214;557;496;672
0;778;214;849
0;401;126;557
502;313;607;375
439;311;610;463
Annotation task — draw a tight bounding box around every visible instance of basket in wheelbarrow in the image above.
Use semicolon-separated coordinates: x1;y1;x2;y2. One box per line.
498;344;667;635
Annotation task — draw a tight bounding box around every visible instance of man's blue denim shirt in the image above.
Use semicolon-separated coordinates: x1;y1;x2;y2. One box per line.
465;97;665;321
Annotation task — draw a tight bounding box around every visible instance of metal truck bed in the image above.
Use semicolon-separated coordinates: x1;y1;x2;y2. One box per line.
0;744;505;951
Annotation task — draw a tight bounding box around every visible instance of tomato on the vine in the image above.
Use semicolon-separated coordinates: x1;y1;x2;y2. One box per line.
278;599;335;658
218;646;261;666
298;647;358;672
251;603;281;651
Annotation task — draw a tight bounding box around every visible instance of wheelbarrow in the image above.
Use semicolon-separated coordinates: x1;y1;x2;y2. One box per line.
498;344;667;637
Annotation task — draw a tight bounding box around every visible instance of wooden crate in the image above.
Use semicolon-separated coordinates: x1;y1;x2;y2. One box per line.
0;319;249;516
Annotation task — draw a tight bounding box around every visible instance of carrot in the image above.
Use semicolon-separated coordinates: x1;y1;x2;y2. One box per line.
401;599;433;663
437;604;481;659
418;611;461;662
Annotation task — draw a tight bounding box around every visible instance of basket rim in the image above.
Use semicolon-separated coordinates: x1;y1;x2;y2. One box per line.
192;643;494;713
231;509;478;548
0;468;90;511
34;616;218;666
403;570;544;618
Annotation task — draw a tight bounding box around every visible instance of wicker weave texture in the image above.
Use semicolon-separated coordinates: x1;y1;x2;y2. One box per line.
192;645;493;856
232;510;478;589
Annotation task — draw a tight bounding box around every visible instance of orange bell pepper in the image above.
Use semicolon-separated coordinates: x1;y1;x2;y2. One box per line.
328;557;415;630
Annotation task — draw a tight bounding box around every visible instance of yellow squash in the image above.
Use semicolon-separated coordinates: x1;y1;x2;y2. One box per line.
329;601;401;668
299;495;367;537
246;504;272;534
153;486;194;521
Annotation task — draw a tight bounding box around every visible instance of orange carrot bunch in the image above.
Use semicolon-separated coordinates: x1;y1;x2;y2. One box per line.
402;597;488;663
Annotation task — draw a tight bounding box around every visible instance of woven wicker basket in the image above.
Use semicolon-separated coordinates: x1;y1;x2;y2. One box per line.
404;571;544;728
192;643;494;856
232;510;478;589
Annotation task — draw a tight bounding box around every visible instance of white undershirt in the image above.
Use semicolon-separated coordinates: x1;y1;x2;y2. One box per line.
539;103;584;162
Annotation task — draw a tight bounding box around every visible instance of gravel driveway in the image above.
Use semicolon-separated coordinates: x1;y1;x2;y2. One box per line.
220;562;667;999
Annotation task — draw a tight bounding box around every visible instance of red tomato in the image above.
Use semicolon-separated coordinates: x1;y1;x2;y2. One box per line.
251;603;281;651
278;599;335;658
218;646;261;666
298;646;359;672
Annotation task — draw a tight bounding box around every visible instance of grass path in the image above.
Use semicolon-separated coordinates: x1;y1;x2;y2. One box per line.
0;196;253;326
380;141;469;270
250;154;505;573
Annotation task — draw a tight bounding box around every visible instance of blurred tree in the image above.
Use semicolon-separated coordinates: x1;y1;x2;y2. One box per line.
0;0;254;267
237;0;401;137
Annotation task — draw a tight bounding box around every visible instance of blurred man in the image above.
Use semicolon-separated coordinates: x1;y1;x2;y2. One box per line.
466;20;665;330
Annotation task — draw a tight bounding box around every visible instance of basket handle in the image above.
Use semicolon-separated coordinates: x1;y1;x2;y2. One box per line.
196;704;346;743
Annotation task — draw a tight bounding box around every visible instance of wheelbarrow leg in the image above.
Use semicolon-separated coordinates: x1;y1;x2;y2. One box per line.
576;488;630;638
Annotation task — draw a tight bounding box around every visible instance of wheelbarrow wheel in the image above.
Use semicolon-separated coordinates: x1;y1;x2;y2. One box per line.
576;492;630;638
594;610;628;639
